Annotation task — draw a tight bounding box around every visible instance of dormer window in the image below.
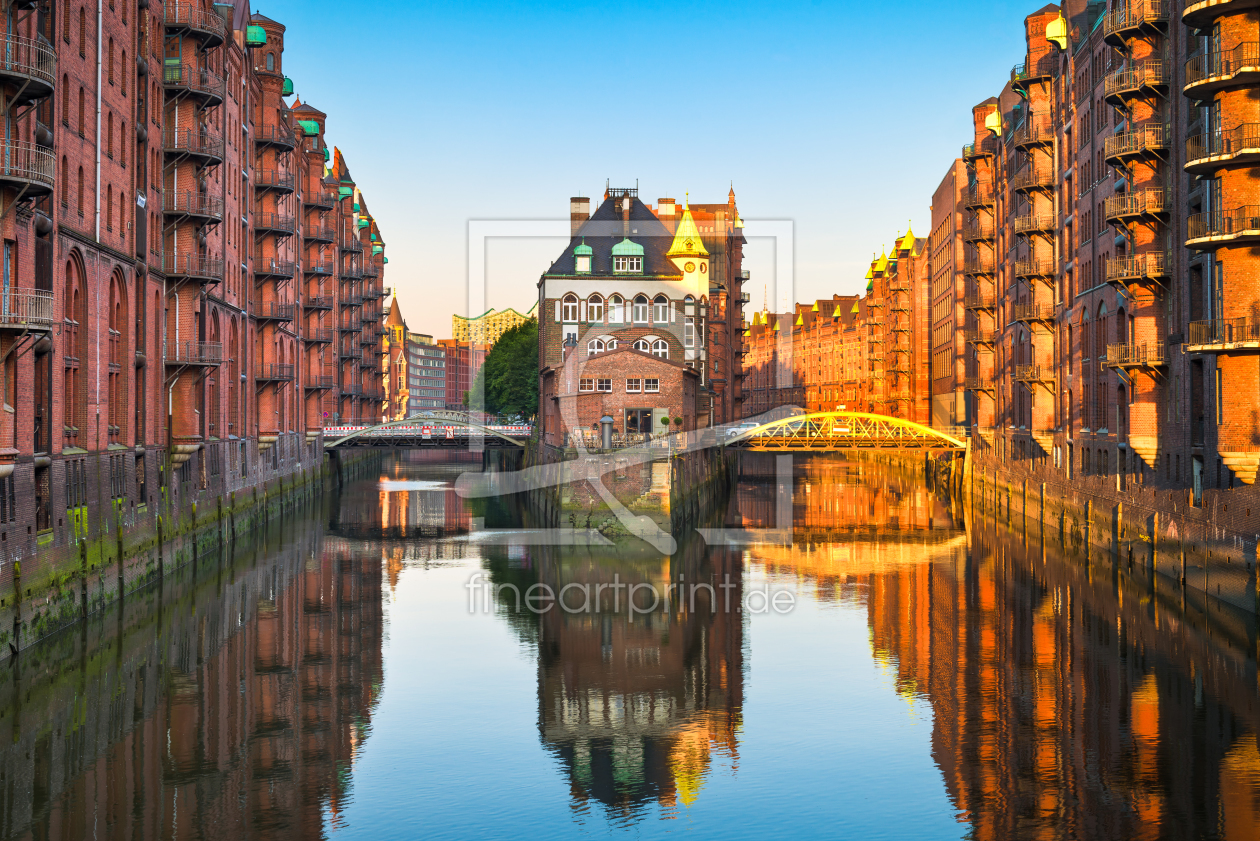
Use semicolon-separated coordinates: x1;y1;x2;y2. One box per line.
574;239;592;274
611;238;644;274
614;256;641;272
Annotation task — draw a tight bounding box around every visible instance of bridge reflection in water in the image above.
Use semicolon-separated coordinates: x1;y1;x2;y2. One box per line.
0;453;1256;838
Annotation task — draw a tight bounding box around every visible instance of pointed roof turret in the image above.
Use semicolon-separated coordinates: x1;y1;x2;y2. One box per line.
666;196;709;257
385;296;405;328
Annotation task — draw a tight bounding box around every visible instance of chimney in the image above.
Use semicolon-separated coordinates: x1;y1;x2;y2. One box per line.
658;198;676;217
622;196;631;237
569;197;590;238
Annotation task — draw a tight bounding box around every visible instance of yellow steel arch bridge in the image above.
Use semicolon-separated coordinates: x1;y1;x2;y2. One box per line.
726;412;967;452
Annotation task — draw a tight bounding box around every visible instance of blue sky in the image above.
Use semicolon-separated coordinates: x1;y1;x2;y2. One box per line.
267;0;1034;336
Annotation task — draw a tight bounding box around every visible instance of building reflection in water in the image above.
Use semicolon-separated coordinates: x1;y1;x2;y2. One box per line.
0;513;384;841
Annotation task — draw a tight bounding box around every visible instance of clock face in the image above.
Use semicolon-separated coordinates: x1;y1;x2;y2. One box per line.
684;262;696;273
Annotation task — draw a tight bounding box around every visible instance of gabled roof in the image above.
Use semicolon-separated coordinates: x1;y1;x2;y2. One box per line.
544;195;681;278
292;99;326;117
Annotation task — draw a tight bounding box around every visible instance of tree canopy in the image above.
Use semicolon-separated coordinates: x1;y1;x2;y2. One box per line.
467;320;538;419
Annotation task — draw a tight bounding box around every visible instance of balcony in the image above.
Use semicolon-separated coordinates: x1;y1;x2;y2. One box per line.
163;252;223;284
381;286;392;298
1012;302;1054;325
339;345;362;360
305;262;334;276
344;294;364;307
964;377;995;392
305;295;333;310
1184;0;1260;29
964;328;997;346
163;2;226;46
305;376;335;390
254;258;296;280
341;239;364;254
305;224;335;243
963;255;994;275
1104;123;1168;165
1013;259;1056;279
163;129;224;166
1187;317;1260;351
255;170;295;193
1186;123;1260;174
304;328;335;344
962;137;997;160
1013;214;1055;235
304;189;337;210
1012;119;1054;149
340;266;364;281
363;265;380;278
0;139;54;197
1103;60;1168;106
0;289;54;331
256;302;295;322
1185;42;1260;100
165;341;223;367
1103;1;1169;46
164;191;223;223
1105;342;1168;368
964;186;994;209
962;220;994;243
254;212;296;237
338;320;358;333
1187;205;1260;249
161;62;225;106
256;363;295;383
1014;364;1054;383
1106;252;1169;285
0;34;55;104
1105;189;1167;223
964;293;995;311
1011;51;1057;92
1010;166;1055;193
255;124;297;150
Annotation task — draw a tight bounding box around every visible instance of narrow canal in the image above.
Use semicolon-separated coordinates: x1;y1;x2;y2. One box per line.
0;451;1257;840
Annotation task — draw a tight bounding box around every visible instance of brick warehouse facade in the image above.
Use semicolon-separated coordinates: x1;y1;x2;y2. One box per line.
0;1;387;644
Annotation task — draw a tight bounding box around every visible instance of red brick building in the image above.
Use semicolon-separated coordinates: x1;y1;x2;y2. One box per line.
437;338;488;410
0;2;386;593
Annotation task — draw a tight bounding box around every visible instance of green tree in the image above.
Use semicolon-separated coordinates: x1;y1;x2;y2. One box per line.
468;320;538;419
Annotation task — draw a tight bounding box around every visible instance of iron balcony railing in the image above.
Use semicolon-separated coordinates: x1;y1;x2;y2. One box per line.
962;137;998;159
1105;123;1169;161
1011;50;1058;87
338;320;358;332
164;340;223;366
253;257;296;278
305;190;338;209
963;255;994;274
1012;119;1054;147
964;186;994;207
305;262;333;275
0;289;54;329
381;286;392;297
1014;363;1052;382
1010;166;1055;191
1186;42;1260;88
1012;302;1053;323
1105;189;1167;220
362;265;380;278
163;129;224;161
1187;205;1260;243
1187;123;1260;169
1013;214;1055;234
255;169;294;192
1103;59;1168;100
254;212;296;234
1013;259;1056;277
339;346;363;360
963;328;997;345
305;224;336;242
0;33;56;94
305;376;335;390
344;295;364;306
305;328;335;343
1106;251;1169;281
1102;0;1169;42
257;302;295;321
1106;342;1168;366
964;293;995;310
963;220;995;240
255;124;297;148
257;363;295;382
340;266;364;280
305;295;334;309
0;140;55;192
964;377;995;391
163;2;227;42
164;190;223;219
1187;317;1260;348
161;62;225;101
164;252;224;282
342;239;364;254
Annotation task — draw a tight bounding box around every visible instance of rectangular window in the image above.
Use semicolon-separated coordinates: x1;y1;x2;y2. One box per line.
588;298;603;322
597;378;612;393
633;300;648;323
613;256;642;273
626;378;641;393
644;378;659;393
684;317;695;348
579;378;593;392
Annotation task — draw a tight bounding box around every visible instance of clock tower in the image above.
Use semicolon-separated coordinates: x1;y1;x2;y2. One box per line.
666;198;709;281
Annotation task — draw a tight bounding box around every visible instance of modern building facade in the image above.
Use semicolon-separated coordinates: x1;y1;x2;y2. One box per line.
0;2;387;589
451;305;534;346
407;334;446;414
436;338;487;409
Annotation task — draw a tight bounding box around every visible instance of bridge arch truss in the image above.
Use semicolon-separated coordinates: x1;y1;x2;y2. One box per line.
727;412;966;451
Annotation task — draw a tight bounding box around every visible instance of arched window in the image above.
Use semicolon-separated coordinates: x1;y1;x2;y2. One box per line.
587;295;603;323
561;294;578;322
266;52;275;72
652;340;669;358
587;338;604;356
652;295;669;323
633;295;649;323
633;339;650;352
108;38;114;85
684;295;695;312
608;295;623;323
62;0;69;41
79;8;85;57
121;51;127;96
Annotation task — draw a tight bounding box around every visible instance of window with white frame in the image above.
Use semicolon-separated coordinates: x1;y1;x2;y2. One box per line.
579;378;594;392
575;254;591;273
596;378;612;392
653;295;669;323
644;378;659;393
626;378;641;393
561;294;579;322
587;338;604;356
613;256;642;273
684;295;695;314
633;338;650;352
684;316;694;348
588;295;603;323
608;295;623;323
651;340;668;358
633;295;649;323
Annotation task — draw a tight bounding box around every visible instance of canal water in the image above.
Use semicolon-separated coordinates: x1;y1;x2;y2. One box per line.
0;451;1258;840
